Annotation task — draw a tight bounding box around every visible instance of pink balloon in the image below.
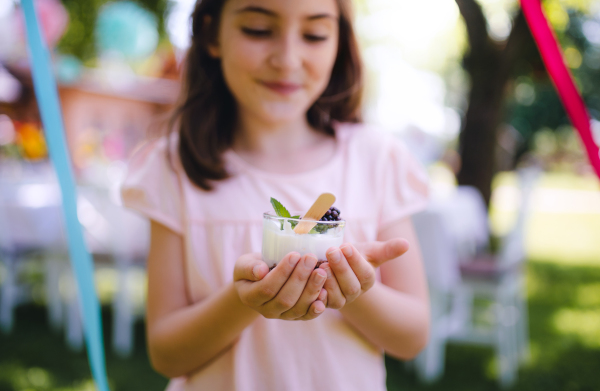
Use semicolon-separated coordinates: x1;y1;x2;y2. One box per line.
16;0;68;48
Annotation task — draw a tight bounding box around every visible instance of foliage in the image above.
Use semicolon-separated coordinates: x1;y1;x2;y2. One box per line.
56;0;170;63
504;5;600;161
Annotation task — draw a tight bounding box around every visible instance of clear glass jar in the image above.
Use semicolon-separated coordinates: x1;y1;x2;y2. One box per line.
262;212;346;269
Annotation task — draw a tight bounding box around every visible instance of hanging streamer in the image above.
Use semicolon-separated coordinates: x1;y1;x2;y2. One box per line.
21;1;110;390
520;0;600;180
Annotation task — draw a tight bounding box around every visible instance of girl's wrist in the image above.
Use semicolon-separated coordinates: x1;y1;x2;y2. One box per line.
227;282;261;320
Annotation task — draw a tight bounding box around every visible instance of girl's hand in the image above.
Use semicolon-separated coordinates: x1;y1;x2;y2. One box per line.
320;239;410;309
234;252;328;320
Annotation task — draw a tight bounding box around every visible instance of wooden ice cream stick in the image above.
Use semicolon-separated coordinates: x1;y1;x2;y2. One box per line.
293;193;336;234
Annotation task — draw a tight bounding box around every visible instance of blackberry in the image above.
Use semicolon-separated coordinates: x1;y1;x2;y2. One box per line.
309;207;342;234
320;207;341;222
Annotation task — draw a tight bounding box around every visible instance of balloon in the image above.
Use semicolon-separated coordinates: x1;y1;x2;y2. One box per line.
54;54;83;84
95;1;159;61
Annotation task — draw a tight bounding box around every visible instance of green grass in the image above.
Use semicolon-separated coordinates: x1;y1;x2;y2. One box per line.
490;171;600;266
0;307;168;391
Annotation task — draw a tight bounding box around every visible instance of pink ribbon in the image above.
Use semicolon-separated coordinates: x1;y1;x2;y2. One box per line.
520;0;600;180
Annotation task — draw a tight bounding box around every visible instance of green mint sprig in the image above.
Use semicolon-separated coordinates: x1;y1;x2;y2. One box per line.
270;198;301;230
270;197;291;218
270;197;334;233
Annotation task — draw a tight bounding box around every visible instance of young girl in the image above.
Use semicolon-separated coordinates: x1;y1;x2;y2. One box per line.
121;0;430;389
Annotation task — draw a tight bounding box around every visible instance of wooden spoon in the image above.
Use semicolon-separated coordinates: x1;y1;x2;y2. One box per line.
293;193;336;234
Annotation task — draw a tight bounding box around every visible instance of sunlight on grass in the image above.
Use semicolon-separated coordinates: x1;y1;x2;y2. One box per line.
536;172;600;191
94;266;146;312
0;361;108;391
526;268;544;301
576;283;600;307
527;214;600;266
0;364;53;390
527;341;542;367
553;309;600;349
490;171;600;267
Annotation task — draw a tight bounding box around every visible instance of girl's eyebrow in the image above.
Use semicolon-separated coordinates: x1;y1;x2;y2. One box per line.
235;6;338;21
235;6;277;17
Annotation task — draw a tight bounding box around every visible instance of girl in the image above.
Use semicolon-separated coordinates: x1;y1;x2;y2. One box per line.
121;0;430;390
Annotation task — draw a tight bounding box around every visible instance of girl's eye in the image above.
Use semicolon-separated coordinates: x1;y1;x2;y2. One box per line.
304;34;328;43
241;27;272;37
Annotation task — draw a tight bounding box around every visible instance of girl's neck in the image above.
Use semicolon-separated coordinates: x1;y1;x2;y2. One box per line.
233;114;322;156
231;112;337;175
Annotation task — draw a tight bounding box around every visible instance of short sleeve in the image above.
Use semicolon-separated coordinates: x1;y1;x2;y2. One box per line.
378;137;430;230
120;137;184;234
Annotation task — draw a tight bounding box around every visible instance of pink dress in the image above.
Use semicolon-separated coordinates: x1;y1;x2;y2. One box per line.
121;122;429;391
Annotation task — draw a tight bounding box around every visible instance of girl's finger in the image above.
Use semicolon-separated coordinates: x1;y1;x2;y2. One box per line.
355;238;410;268
326;248;361;303
317;288;327;307
319;262;345;309
280;268;327;320
297;300;326;321
233;253;269;282
242;252;301;306
262;254;318;316
340;244;375;292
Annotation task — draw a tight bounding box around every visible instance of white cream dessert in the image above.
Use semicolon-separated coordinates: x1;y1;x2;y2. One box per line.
262;213;345;269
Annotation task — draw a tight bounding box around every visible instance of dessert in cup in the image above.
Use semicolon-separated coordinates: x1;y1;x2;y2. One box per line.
262;195;345;270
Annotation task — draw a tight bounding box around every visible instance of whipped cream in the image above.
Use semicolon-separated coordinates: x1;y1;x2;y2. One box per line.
262;218;345;268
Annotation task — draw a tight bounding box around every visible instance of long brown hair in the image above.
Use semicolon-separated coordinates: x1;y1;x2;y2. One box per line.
169;0;364;191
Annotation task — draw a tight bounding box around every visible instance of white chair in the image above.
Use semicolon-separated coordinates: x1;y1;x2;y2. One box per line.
411;208;461;382
448;167;539;387
0;166;67;334
76;183;149;357
413;167;540;388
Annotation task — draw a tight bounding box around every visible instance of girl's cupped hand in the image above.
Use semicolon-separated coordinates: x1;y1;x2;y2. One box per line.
234;252;328;320
319;239;410;309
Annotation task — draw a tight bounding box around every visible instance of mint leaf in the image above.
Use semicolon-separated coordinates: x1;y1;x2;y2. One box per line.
290;215;301;229
270;197;291;218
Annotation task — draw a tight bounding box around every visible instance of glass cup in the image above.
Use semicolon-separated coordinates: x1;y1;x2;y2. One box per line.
262;212;346;269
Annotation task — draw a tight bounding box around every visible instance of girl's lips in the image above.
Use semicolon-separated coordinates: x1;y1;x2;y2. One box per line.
260;81;302;95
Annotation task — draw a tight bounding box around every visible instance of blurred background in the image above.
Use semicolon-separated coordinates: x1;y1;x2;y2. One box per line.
1;0;599;390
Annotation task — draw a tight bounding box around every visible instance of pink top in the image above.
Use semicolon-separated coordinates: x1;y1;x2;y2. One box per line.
121;122;429;391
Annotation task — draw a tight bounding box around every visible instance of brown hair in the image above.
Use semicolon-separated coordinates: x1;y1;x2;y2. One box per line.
169;0;363;191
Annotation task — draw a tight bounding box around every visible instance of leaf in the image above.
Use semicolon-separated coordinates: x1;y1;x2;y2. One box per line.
310;223;337;234
290;215;300;229
270;197;291;218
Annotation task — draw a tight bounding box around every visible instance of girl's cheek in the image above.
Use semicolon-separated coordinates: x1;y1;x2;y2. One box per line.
225;38;266;71
307;48;336;87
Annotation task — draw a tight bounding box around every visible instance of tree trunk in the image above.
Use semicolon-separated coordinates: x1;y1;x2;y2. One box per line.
455;0;530;206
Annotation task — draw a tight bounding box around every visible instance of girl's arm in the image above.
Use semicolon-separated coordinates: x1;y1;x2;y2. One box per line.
145;221;259;378
329;218;430;359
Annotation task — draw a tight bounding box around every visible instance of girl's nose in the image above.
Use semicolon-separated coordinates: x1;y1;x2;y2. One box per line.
268;32;302;72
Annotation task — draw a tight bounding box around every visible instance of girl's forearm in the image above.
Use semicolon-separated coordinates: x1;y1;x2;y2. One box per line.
148;282;259;378
339;282;429;360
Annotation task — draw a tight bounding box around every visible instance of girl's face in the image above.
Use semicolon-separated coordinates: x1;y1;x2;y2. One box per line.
210;0;340;126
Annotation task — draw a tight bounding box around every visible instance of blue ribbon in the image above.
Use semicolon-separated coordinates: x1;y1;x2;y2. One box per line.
21;1;110;390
